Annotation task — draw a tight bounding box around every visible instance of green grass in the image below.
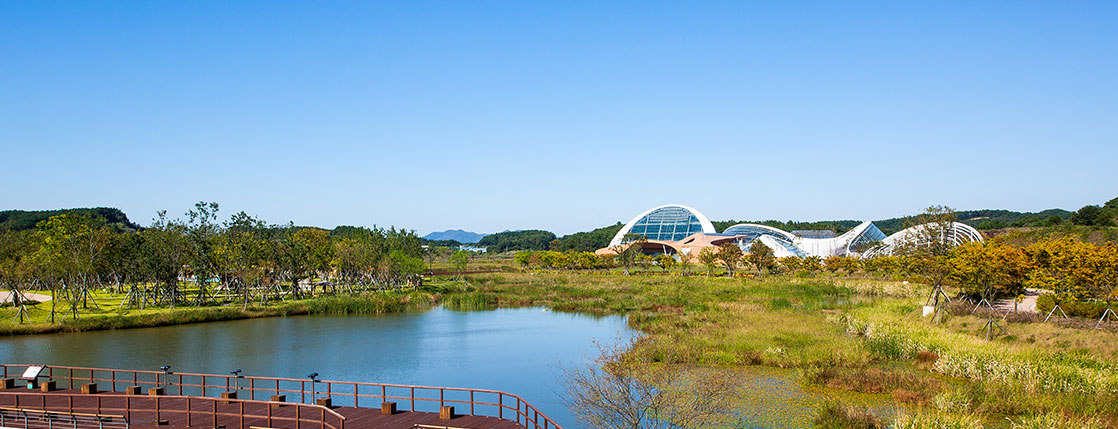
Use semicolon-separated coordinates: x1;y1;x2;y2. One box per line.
0;292;437;335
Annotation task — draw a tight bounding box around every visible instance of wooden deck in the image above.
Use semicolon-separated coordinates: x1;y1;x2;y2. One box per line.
0;388;526;429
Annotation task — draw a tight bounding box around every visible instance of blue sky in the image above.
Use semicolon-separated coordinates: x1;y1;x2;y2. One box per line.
2;1;1116;235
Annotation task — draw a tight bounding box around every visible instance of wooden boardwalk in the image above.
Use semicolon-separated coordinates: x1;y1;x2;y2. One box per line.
0;388;526;429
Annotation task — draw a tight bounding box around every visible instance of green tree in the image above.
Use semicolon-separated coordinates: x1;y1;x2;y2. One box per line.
677;251;694;276
656;254;675;273
745;240;776;276
514;251;535;269
716;242;742;277
32;214;115;321
449;250;470;277
611;234;645;275
698;248;719;276
137;212;189;309
1070;205;1115;226
896;206;959;316
0;229;38;323
185;201;221;306
219;211;269;309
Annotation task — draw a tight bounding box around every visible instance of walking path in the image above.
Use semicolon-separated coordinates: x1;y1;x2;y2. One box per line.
991;288;1042;314
0;291;51;304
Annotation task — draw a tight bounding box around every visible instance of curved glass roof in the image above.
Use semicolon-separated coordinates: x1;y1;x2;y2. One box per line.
848;223;887;253
722;224;796;242
625;206;708;242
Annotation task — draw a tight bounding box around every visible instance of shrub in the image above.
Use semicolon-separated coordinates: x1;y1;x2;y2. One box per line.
1036;294;1111;319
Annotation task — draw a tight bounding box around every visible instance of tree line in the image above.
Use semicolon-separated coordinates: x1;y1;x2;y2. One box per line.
0;202;426;324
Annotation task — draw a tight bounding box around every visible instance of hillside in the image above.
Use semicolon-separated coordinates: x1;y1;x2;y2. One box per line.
477;230;555;253
0;207;141;232
549;223;625;252
422;229;488;243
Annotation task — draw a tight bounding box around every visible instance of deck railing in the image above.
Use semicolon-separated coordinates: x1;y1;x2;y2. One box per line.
0;392;343;429
1;364;560;429
0;405;129;429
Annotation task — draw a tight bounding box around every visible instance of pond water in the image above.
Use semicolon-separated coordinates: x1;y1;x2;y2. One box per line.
0;306;903;428
0;307;631;428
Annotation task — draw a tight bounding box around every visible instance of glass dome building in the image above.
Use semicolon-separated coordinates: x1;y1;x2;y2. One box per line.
601;204;982;259
608;204;716;247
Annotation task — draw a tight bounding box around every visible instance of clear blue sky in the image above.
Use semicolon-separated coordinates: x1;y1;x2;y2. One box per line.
2;1;1116;235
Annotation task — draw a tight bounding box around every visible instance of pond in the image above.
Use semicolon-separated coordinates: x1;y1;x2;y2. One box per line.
0;307;631;428
0;306;903;428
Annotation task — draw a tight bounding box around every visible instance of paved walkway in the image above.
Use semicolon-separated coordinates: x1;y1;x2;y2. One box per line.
0;291;51;304
991;288;1041;314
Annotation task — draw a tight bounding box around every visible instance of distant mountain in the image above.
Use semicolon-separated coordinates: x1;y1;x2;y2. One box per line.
423;229;488;243
0;207;141;232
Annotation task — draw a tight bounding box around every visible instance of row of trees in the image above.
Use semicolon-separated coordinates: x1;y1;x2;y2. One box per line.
0;202;427;323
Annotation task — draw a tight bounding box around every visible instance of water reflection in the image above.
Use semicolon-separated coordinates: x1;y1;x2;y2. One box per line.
0;307;631;428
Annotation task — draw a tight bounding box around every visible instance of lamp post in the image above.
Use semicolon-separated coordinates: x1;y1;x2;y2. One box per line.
307;372;319;402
